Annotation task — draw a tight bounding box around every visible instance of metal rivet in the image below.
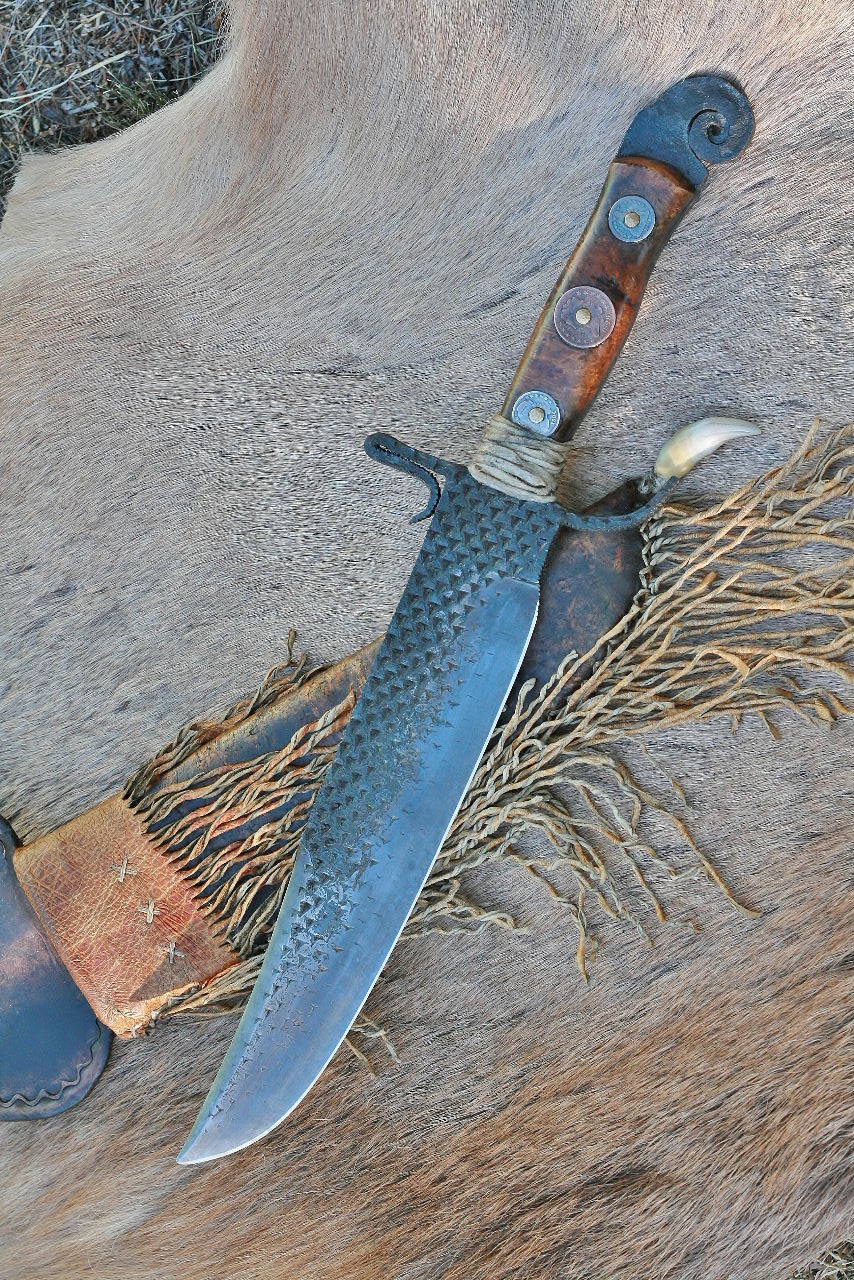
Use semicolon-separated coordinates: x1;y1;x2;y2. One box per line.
554;286;616;349
608;195;655;243
510;390;560;437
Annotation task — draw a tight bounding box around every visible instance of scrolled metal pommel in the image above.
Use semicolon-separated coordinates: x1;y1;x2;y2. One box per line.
618;74;754;189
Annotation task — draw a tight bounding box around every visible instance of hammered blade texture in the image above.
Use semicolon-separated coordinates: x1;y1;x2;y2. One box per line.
302;466;564;892
183;464;565;1156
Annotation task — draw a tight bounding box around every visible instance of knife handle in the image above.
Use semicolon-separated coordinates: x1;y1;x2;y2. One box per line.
501;74;754;444
501;156;695;442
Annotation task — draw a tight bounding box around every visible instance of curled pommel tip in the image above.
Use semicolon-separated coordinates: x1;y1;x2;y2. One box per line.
654;416;761;480
618;75;754;190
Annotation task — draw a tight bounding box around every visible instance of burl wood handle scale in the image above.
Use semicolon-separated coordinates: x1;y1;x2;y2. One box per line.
502;75;754;443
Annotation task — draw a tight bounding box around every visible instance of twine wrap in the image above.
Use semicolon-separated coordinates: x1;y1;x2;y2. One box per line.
468;414;570;502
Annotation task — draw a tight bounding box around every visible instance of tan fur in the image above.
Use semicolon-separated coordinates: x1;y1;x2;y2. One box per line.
0;2;852;1276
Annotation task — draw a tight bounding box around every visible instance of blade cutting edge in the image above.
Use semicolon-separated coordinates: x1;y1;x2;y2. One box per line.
178;574;540;1163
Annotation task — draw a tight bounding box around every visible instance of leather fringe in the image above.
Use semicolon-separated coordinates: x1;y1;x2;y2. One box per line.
126;421;853;1024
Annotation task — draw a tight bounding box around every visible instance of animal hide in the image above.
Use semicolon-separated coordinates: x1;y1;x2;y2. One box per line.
0;2;852;1278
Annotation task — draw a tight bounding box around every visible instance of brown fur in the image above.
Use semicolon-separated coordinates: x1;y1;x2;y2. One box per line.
0;2;852;1276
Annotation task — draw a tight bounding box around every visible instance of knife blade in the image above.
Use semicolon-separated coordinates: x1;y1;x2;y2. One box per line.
178;74;754;1163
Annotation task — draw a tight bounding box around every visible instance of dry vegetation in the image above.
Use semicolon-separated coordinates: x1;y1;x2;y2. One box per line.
793;1245;854;1280
0;0;220;205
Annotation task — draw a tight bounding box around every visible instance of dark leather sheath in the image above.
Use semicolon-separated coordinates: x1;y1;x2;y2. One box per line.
0;817;111;1118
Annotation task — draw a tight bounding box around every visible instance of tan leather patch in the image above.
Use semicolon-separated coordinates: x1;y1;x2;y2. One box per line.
13;798;238;1038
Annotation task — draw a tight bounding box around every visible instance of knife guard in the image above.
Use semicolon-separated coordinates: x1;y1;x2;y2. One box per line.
7;486;643;1045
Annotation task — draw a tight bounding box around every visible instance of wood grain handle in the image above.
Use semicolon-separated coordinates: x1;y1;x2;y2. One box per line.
502;156;696;443
500;74;754;445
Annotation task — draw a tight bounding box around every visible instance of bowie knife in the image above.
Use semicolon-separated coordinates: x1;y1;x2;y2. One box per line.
178;74;754;1163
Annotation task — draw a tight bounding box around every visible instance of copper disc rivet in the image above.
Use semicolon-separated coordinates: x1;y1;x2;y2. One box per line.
554;285;616;349
608;195;655;243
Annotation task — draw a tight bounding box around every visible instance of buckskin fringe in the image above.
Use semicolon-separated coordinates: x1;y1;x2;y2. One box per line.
131;422;853;1024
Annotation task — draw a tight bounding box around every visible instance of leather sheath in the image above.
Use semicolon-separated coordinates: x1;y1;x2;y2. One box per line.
4;489;643;1055
0;817;111;1117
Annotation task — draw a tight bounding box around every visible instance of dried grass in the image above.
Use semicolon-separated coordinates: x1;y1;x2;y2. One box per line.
793;1245;854;1280
0;0;222;208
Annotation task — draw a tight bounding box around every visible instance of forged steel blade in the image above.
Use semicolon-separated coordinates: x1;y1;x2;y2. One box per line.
178;73;754;1163
178;462;565;1163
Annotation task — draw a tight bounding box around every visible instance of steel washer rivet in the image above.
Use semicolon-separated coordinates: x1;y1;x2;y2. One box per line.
510;390;561;437
608;195;656;243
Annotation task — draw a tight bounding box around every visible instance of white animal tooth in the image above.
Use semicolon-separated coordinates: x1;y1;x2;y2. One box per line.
654;417;761;479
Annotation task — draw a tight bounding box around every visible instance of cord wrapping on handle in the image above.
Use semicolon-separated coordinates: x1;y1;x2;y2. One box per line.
468;415;570;502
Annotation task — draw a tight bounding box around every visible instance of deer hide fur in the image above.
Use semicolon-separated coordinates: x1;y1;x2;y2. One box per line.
0;2;852;1278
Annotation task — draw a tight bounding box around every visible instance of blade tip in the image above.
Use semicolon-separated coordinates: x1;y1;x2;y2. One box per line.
176;1109;265;1165
175;1117;227;1166
175;1134;209;1166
